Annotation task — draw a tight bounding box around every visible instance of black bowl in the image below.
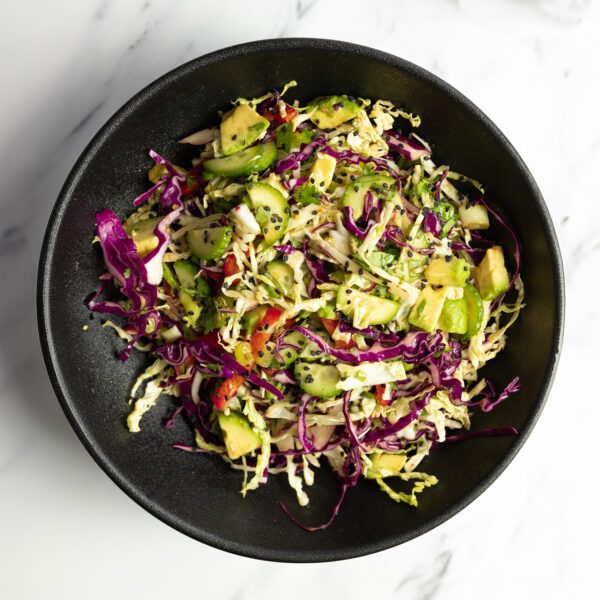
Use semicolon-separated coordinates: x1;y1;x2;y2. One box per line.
38;38;564;562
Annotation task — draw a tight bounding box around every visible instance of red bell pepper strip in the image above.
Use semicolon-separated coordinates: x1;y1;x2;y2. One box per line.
375;384;391;406
212;374;245;410
320;318;356;350
223;253;241;284
263;104;298;125
250;307;283;358
181;179;201;197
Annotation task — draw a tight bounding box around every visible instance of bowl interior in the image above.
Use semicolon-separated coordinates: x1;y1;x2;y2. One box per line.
38;39;563;562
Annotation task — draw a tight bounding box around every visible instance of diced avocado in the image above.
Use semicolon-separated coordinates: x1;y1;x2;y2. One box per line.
246;183;289;246
408;285;448;332
366;453;407;478
474;246;510;301
309;95;363;129
179;289;202;328
187;226;233;261
220;104;269;156
294;362;341;399
203;141;277;178
125;217;161;258
266;260;295;297
425;257;470;287
342;174;397;220
438;297;468;334
459;203;489;230
162;263;179;290
173;260;198;289
336;286;400;326
462;282;484;338
217;411;261;460
309;153;337;192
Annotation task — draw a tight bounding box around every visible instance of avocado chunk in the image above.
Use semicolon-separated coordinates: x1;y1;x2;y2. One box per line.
336;286;400;327
309;152;337;191
246;182;289;246
474;246;510;301
294;362;341;399
366;453;407;478
187;226;232;261
125;217;161;258
459;203;489;230
408;285;448;332
461;282;484;338
203;141;277;178
220;104;269;156
217;411;261;460
309;95;363;129
425;257;470;287
438;298;468;334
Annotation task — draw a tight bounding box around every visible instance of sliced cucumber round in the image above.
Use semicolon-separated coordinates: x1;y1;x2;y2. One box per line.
246;182;289;246
462;282;484;338
336;286;400;326
203;141;277;178
342;174;397;220
294;361;341;399
187;226;232;261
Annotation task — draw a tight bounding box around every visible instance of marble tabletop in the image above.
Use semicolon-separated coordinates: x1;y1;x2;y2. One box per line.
1;0;599;597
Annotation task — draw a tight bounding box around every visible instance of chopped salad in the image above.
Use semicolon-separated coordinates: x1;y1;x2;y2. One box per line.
88;82;524;530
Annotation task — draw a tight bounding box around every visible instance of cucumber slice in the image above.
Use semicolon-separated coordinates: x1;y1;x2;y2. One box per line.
203;141;277;178
342;174;397;220
173;260;198;289
336;286;400;326
266;260;295;296
275;331;324;367
462;282;484;338
187;226;232;261
294;361;341;399
246;182;289;246
162;263;179;290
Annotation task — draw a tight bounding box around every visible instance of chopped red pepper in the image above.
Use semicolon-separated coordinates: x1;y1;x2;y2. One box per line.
250;307;283;358
263;104;298;125
212;374;245;410
223;253;241;284
375;384;391;406
320;318;356;350
181;179;201;197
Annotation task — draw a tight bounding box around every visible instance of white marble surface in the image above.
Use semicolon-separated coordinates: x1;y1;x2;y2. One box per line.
1;0;599;597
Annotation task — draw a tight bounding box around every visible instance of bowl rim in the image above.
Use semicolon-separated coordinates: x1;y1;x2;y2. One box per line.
37;37;565;563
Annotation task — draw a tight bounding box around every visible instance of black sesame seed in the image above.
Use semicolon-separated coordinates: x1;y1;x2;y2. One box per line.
258;350;264;357
344;261;350;269
407;235;413;241
407;251;413;258
358;268;364;275
345;289;352;294
303;365;309;371
444;255;452;262
263;228;269;234
264;205;271;211
395;204;401;210
275;225;281;230
353;185;359;192
231;134;237;141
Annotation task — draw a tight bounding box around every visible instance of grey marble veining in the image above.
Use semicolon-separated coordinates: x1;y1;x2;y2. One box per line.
1;0;598;597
